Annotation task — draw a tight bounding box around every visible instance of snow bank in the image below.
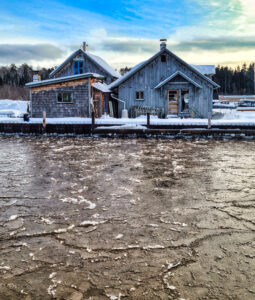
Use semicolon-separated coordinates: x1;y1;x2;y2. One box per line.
0;99;28;118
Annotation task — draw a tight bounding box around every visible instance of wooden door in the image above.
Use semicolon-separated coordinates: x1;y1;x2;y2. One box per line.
167;90;178;115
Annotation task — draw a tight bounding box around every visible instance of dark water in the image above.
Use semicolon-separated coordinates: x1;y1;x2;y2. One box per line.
0;137;255;300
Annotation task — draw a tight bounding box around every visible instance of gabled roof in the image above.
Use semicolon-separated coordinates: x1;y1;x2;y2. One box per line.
26;73;104;88
154;71;202;89
110;48;220;89
191;65;215;75
49;49;120;79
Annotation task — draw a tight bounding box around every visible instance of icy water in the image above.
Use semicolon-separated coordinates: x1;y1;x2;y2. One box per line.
0;137;255;300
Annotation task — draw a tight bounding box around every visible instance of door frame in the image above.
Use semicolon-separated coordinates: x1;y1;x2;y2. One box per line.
167;89;178;115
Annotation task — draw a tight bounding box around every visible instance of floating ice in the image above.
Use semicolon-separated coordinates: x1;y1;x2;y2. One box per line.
148;224;159;227
143;245;165;250
41;217;53;225
172;222;188;227
0;266;11;270
54;224;75;233
80;220;105;226
115;234;123;239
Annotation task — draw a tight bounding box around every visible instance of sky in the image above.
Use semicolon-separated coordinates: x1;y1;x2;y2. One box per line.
0;0;255;70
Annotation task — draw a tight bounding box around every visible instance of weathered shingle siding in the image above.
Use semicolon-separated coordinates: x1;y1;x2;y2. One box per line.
53;53;114;84
118;50;214;118
31;81;90;118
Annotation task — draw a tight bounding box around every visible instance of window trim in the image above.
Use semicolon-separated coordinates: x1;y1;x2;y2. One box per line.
135;90;144;101
73;60;84;75
56;91;74;104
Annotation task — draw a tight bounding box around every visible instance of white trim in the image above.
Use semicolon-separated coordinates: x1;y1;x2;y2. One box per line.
154;71;202;89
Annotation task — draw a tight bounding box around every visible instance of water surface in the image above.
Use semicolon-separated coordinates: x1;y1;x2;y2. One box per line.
0;137;255;299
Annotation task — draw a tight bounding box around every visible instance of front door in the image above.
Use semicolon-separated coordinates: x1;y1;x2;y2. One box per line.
167;90;178;115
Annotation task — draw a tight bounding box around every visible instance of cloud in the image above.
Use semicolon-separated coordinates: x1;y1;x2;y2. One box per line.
170;36;255;52
101;38;158;54
0;44;64;64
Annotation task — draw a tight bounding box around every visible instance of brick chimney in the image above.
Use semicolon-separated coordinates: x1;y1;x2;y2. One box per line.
160;39;167;51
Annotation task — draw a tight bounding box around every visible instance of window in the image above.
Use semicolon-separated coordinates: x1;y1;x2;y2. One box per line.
168;90;178;102
136;91;144;100
73;60;84;75
57;92;73;103
161;55;166;62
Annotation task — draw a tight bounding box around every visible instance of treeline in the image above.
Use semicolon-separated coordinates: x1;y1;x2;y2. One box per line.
213;63;255;95
0;64;53;100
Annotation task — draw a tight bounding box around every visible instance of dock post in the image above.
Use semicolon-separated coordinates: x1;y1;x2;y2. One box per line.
208;112;211;129
91;111;95;134
42;111;46;133
147;112;150;127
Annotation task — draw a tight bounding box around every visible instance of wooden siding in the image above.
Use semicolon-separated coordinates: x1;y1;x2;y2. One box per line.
53;52;114;84
31;80;90;118
118;50;214;118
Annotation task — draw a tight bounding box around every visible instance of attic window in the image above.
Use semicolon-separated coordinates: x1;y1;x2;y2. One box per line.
136;91;144;100
161;55;166;62
73;61;84;75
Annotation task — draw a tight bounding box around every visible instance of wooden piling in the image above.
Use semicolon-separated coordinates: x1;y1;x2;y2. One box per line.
42;111;46;133
147;112;150;126
91;111;95;134
208;112;211;129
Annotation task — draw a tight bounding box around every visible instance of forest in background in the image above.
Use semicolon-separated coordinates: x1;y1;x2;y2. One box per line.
0;63;254;100
0;64;53;100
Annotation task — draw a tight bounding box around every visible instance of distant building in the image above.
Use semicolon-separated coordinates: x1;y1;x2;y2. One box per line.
219;95;255;102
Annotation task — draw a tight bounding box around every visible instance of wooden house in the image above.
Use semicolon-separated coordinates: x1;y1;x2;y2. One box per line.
110;39;220;118
26;43;120;118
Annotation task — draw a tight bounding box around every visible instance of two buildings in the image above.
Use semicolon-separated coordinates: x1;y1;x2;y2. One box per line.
26;40;220;119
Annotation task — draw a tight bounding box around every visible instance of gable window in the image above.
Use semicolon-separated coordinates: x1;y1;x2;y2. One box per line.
136;91;144;100
161;55;166;62
73;60;84;75
57;92;73;103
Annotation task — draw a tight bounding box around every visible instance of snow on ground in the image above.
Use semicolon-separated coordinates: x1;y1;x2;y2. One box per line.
0;100;255;126
0;99;28;118
1;114;255;126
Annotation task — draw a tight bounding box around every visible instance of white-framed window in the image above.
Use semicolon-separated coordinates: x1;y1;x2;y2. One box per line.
57;92;73;103
136;91;144;100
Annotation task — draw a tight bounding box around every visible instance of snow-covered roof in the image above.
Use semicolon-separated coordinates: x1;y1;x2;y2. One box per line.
26;73;104;88
154;71;202;89
49;49;120;79
86;52;120;79
191;65;215;75
110;49;220;89
92;82;111;93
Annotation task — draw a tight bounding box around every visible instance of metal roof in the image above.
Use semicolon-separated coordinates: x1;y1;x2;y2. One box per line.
25;73;104;88
154;71;202;89
191;65;215;75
